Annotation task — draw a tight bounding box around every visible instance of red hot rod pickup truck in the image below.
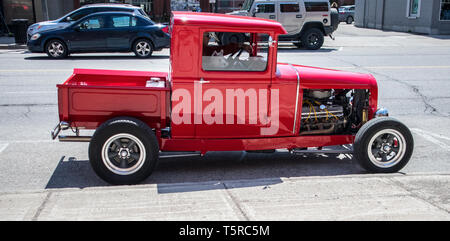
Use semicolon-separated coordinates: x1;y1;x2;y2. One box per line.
52;12;414;184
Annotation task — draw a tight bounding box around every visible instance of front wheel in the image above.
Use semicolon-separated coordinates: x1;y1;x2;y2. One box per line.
89;117;159;184
45;39;68;58
353;117;414;173
346;16;354;24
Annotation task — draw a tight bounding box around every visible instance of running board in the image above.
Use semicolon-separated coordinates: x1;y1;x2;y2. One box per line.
291;146;353;154
159;152;202;159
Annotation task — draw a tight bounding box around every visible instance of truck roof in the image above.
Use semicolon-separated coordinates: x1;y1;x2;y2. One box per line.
172;11;287;35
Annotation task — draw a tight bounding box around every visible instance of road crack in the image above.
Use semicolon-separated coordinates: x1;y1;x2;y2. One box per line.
387;177;449;214
222;183;250;221
328;56;448;117
31;192;52;221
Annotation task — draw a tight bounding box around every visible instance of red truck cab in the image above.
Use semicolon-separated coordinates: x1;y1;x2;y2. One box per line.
53;12;413;184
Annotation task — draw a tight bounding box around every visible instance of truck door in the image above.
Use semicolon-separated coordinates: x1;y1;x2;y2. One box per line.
277;2;304;35
253;2;277;21
194;31;276;139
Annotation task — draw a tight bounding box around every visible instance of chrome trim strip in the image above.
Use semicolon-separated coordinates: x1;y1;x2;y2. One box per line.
289;64;300;134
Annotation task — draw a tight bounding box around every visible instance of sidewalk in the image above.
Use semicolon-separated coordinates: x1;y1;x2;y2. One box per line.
1;173;448;220
0;36;26;49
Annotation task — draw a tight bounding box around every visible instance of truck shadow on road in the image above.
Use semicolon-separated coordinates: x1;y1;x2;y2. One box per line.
45;151;366;193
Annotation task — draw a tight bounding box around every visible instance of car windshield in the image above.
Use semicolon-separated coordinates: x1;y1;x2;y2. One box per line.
241;0;255;11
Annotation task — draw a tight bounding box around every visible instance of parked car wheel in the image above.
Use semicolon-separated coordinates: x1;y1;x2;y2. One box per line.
88;117;159;185
353;117;414;173
346;16;354;24
45;39;68;58
133;39;153;58
301;28;324;50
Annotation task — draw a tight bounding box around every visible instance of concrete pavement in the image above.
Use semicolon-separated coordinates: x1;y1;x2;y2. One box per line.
1;173;448;220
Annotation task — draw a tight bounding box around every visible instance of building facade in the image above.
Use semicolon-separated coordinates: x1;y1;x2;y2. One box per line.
1;0;355;33
355;0;450;35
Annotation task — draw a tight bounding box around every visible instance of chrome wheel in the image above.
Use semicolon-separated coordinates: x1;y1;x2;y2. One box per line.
367;129;406;168
135;41;152;57
47;41;65;57
101;133;146;176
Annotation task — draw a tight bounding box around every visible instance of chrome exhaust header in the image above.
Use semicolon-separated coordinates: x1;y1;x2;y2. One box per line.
51;122;92;142
51;121;70;140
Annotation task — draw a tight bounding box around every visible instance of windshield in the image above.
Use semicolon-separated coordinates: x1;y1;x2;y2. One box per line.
241;0;255;11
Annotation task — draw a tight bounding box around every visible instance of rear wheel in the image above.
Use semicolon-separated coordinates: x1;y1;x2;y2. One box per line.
301;28;324;50
89;117;159;184
133;39;153;58
353;117;414;173
346;16;354;24
45;39;68;58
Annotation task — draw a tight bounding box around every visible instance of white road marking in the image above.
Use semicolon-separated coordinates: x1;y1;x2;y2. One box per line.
0;69;71;72
1;91;54;95
411;128;450;142
0;140;55;144
411;128;450;150
0;143;9;154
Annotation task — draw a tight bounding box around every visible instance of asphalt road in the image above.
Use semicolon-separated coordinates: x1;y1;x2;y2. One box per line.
0;24;450;194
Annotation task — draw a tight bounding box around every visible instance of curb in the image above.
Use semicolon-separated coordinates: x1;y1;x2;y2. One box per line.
0;44;27;50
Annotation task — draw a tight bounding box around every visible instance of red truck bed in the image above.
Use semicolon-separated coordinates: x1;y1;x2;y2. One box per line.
57;69;171;130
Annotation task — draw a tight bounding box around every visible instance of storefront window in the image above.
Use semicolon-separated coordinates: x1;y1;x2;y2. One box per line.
441;0;450;20
2;0;33;24
217;0;245;13
408;0;420;18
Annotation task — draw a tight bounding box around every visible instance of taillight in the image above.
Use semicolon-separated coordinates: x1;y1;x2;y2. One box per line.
162;26;169;34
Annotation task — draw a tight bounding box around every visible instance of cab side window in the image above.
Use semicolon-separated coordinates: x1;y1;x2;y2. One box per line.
202;32;269;72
